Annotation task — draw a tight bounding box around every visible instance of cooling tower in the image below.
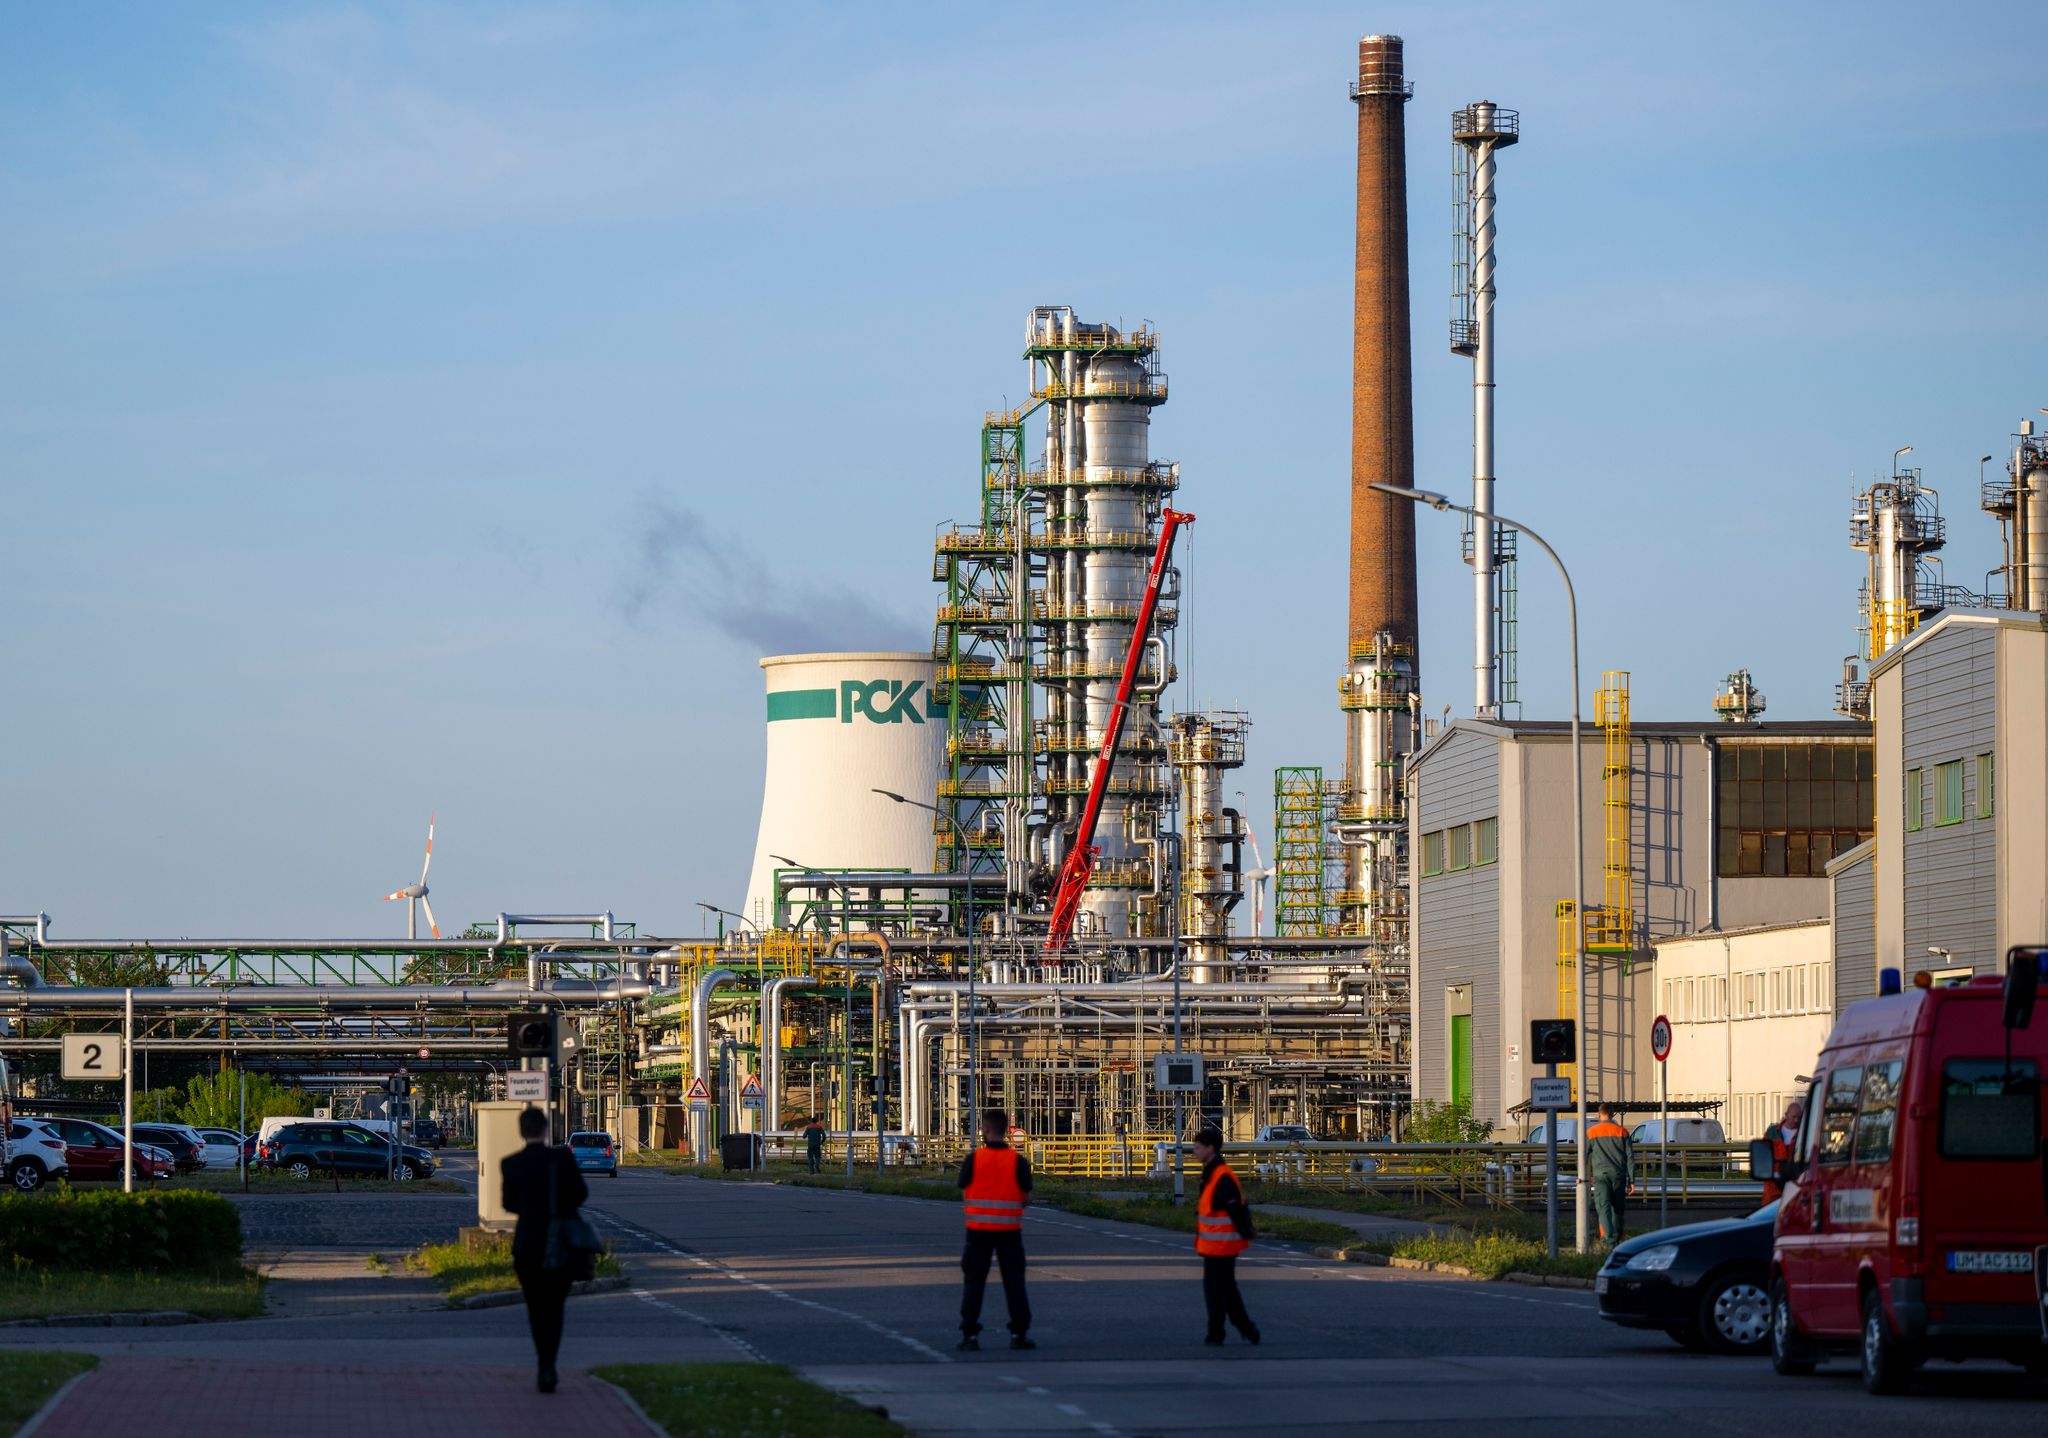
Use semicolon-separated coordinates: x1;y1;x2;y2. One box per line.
742;652;946;928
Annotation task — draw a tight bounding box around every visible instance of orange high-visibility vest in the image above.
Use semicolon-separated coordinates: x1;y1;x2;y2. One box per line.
1196;1161;1249;1257
963;1145;1026;1231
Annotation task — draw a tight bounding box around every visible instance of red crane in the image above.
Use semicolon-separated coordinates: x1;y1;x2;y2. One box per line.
1043;508;1193;951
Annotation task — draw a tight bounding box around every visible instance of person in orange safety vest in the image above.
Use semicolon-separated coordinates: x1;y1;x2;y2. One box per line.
1759;1097;1805;1204
1587;1103;1635;1244
1192;1127;1260;1347
956;1107;1033;1352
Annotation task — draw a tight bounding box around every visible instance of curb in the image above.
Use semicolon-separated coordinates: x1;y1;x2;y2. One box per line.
455;1274;630;1310
13;1363;98;1438
0;1310;199;1329
1311;1246;1594;1288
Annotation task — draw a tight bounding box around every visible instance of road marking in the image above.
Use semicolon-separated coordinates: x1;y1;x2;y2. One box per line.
631;1287;768;1363
593;1211;953;1364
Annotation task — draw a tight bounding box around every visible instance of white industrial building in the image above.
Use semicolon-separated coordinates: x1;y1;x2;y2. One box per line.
1650;921;1834;1143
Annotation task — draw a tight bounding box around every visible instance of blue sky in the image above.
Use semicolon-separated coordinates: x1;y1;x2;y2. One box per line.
3;2;2040;938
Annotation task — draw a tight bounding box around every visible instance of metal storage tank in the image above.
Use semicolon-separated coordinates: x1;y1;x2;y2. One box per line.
742;652;946;928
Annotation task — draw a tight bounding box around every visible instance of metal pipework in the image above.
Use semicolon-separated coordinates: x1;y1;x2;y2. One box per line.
689;968;738;1163
760;975;816;1133
1453;100;1519;719
0;980;651;1009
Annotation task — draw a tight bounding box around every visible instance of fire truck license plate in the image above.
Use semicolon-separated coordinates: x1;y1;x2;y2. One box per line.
1946;1250;2036;1273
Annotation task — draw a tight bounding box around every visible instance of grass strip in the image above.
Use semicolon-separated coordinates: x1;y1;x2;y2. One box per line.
0;1352;97;1436
408;1238;622;1303
593;1362;904;1438
0;1264;264;1322
1345;1227;1605;1280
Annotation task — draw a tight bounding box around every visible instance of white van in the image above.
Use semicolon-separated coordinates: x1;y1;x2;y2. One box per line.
1628;1117;1725;1145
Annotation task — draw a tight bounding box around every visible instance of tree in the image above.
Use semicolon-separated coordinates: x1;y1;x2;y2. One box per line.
175;1071;314;1129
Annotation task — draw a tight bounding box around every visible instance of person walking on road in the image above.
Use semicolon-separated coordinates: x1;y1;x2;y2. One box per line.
956;1107;1033;1352
804;1117;825;1175
1192;1127;1260;1347
1587;1103;1634;1245
500;1107;590;1393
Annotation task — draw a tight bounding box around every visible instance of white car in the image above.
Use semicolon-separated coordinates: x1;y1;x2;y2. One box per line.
1628;1118;1726;1145
194;1128;247;1169
6;1119;73;1192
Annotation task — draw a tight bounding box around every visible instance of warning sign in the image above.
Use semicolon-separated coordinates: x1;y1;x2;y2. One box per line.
739;1074;764;1110
684;1076;712;1106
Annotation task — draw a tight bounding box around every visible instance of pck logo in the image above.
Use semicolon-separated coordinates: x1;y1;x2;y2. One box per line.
841;679;926;725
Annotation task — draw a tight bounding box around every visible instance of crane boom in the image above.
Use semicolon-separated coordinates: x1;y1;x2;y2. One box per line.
1043;508;1193;951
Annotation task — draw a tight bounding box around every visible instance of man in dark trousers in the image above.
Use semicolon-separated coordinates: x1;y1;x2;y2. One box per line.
956;1107;1033;1352
500;1107;589;1393
1192;1127;1260;1346
805;1117;825;1175
1587;1102;1635;1245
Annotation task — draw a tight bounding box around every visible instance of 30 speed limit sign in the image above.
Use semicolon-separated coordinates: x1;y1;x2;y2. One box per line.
62;1033;125;1082
1649;1014;1673;1064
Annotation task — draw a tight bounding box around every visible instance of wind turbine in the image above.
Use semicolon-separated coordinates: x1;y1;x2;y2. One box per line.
385;815;439;941
1236;790;1275;937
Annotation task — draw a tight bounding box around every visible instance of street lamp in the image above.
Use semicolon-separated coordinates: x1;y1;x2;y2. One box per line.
1372;481;1590;1254
775;852;857;1178
872;788;981;1144
695;901;759;941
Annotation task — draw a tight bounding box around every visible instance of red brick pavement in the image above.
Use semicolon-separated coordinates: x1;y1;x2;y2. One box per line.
27;1357;657;1437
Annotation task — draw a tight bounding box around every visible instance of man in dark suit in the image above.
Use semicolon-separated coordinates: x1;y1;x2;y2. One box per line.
500;1106;589;1393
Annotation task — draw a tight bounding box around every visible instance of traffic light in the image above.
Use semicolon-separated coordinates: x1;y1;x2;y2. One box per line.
508;1010;559;1063
1530;1019;1576;1066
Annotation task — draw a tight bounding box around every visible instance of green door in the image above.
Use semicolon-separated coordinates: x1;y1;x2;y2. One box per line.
1450;1014;1473;1108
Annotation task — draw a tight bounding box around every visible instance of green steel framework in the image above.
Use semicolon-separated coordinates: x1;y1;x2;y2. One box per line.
1272;766;1331;937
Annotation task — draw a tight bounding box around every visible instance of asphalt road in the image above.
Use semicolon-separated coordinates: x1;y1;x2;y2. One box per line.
8;1163;2044;1436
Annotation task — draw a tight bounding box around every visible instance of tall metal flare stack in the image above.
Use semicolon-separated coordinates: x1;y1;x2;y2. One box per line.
1337;35;1420;939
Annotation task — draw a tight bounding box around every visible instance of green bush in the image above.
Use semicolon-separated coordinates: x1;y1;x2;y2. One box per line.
0;1190;242;1272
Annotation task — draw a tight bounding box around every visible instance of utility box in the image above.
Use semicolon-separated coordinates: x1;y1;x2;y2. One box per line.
474;1101;529;1231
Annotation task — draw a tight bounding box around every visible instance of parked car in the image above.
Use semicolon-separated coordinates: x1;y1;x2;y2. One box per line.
193;1128;247;1169
1759;965;2048;1393
264;1122;437;1181
1255;1125;1318;1144
411;1119;445;1149
569;1131;619;1178
130;1124;205;1174
1630;1118;1727;1146
6;1119;72;1192
1597;1201;1777;1354
41;1117;174;1182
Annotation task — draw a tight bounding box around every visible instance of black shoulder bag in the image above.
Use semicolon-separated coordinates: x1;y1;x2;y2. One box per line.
543;1147;604;1280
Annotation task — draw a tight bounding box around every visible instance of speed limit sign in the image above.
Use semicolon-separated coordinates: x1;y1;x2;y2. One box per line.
1649;1013;1673;1063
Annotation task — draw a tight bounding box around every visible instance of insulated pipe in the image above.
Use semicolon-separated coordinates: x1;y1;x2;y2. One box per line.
497;912;618;943
0;915;52;944
761;975;815;1133
0;936;43;988
0;980;652;1009
690;968;738;1163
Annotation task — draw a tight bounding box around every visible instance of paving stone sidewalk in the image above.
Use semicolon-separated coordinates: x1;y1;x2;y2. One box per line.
24;1356;656;1437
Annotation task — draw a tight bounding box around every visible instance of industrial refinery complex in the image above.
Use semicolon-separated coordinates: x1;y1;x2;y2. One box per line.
6;31;2044;1171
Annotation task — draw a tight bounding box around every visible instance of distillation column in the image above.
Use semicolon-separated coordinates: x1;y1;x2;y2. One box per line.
1452;102;1519;719
1029;311;1175;941
1171;713;1247;983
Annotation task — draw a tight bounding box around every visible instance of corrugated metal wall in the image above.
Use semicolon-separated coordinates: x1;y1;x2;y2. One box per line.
1411;728;1501;1117
1830;844;1877;1010
1900;624;1997;973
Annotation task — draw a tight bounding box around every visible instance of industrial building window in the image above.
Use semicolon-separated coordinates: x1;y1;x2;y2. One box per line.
1717;743;1875;877
1448;824;1472;872
1977;753;1994;818
1421;830;1445;877
1935;760;1965;826
1474;816;1498;866
1904;769;1923;832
